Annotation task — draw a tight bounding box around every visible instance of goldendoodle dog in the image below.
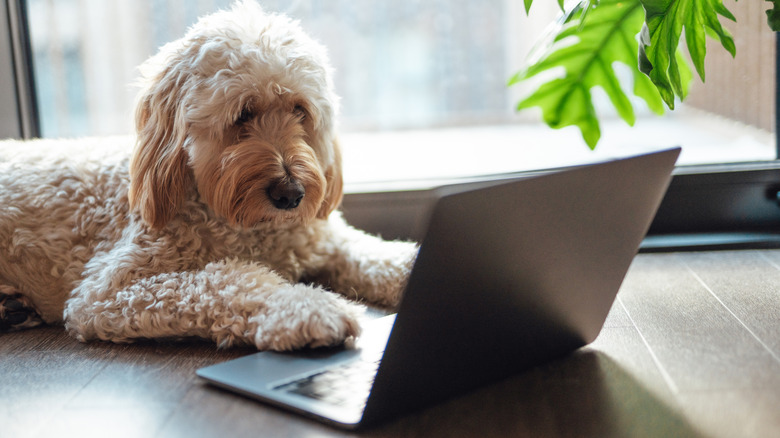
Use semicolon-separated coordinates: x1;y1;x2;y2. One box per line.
0;1;417;350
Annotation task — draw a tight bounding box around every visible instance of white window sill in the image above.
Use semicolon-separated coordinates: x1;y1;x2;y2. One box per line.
340;107;775;194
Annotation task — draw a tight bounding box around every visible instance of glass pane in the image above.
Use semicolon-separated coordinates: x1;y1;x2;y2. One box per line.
24;0;776;187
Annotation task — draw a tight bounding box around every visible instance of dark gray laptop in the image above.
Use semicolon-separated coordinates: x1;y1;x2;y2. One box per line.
197;147;681;429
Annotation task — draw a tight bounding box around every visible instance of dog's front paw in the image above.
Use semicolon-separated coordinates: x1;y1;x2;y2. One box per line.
249;284;363;351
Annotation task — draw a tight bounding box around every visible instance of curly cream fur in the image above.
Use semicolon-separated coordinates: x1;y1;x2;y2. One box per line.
0;1;417;351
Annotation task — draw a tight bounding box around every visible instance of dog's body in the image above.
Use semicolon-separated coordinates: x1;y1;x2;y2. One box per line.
0;2;417;350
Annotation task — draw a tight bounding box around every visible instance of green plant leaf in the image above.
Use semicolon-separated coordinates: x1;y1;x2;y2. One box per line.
510;0;662;150
638;0;735;109
523;0;566;15
768;0;780;30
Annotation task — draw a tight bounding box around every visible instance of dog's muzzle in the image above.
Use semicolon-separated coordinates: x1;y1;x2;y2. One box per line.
267;179;305;210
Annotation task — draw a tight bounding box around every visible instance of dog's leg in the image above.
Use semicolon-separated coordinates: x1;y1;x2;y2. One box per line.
0;285;44;332
309;214;419;309
64;259;363;350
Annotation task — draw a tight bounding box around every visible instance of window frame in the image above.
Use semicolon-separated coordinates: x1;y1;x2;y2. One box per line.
340;161;780;251
1;0;38;139
3;0;780;251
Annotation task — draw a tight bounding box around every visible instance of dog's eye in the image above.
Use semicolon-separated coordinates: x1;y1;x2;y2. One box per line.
235;108;254;125
293;105;306;120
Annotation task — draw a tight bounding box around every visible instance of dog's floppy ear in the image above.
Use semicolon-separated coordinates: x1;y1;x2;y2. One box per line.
129;66;191;230
317;137;344;219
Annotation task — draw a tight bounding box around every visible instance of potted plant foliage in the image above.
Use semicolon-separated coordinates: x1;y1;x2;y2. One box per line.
510;0;780;149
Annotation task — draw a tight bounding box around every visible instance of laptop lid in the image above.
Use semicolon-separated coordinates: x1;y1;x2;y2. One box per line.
359;147;681;425
197;147;681;428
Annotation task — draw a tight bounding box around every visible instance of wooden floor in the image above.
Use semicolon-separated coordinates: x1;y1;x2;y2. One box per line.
2;249;779;438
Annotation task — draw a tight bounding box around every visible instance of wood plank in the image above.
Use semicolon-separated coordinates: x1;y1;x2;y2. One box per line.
0;349;113;405
682;250;780;360
34;404;178;438
590;325;677;404
159;383;357;438
66;340;251;408
0;325;85;353
677;389;780;438
560;328;702;438
601;295;633;329
0;349;113;437
618;253;780;393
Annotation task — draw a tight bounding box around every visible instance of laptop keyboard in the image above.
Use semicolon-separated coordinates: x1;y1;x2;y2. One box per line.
273;357;381;409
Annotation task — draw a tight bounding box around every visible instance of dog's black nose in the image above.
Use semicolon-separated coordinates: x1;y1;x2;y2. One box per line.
267;179;305;210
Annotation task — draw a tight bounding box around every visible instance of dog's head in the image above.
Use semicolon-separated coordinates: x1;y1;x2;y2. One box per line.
129;0;343;229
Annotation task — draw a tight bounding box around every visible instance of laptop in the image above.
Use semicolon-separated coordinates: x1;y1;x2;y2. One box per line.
197;147;681;429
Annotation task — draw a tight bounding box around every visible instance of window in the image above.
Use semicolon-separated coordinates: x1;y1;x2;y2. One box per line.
3;0;780;248
0;0;36;139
